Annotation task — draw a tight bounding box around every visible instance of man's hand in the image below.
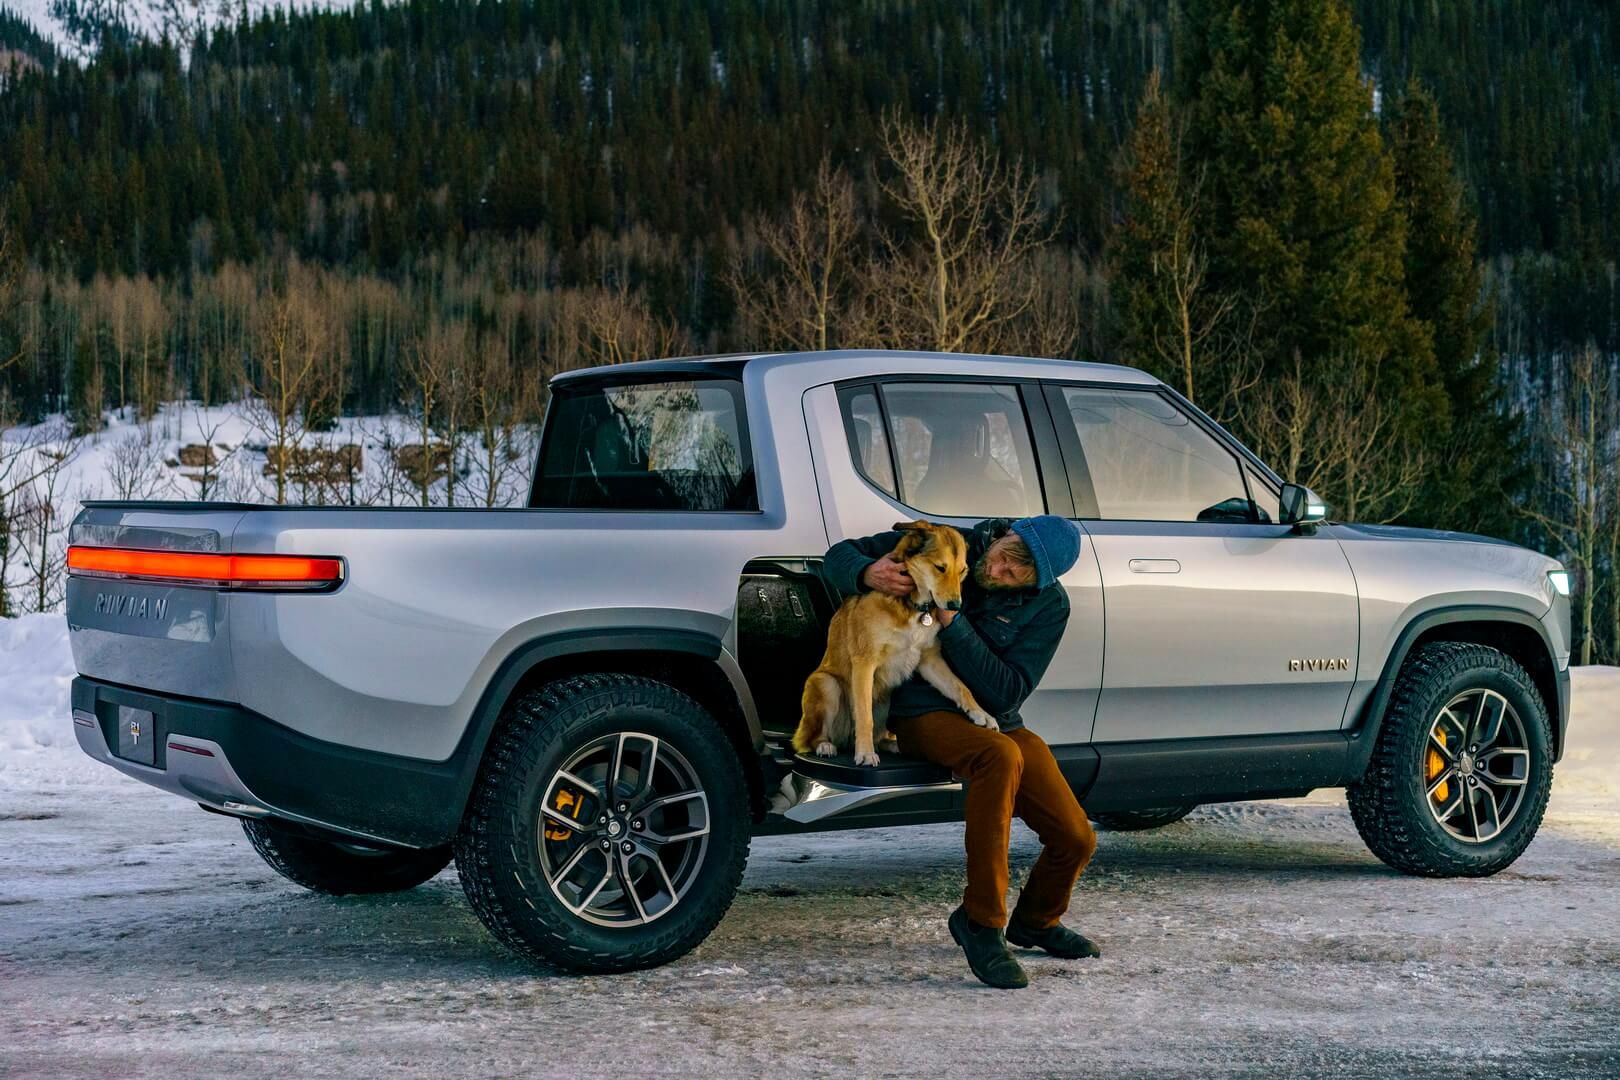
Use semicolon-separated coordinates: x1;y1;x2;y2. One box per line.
861;555;913;597
935;608;958;627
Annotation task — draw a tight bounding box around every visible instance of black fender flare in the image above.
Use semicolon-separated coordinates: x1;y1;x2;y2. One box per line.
1344;605;1567;782
441;626;763;835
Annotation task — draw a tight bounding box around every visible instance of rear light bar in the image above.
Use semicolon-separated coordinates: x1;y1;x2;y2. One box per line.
66;547;345;591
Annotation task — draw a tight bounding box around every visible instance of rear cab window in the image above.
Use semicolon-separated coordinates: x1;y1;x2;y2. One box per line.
531;378;757;510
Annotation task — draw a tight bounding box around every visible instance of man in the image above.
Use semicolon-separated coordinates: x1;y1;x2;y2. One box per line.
821;515;1099;990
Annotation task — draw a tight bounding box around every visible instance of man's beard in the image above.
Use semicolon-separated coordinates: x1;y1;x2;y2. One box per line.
973;553;1016;591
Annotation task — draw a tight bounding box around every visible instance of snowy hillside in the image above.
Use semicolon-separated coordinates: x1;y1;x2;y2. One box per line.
1;400;537;614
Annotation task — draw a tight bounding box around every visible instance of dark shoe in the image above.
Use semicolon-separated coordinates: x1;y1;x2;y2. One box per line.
947;905;1029;989
1006;912;1101;959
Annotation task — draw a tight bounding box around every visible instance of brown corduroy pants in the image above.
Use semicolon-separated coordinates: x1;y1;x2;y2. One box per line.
888;710;1097;929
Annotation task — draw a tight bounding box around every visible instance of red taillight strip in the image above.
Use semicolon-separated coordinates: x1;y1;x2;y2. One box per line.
67;546;344;590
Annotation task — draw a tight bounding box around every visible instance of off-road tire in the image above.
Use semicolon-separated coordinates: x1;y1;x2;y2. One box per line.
1347;641;1553;877
1090;805;1198;832
242;818;453;896
453;673;751;974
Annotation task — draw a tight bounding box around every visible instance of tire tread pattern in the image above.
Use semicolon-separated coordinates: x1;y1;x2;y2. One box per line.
453;673;750;974
1346;641;1553;877
242;819;452;896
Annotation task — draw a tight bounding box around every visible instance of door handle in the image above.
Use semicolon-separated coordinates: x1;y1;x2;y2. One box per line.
1128;558;1181;574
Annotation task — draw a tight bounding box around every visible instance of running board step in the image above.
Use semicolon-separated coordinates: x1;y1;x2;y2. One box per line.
768;750;959;824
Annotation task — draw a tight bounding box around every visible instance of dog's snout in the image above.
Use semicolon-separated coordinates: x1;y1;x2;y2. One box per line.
945;600;963;611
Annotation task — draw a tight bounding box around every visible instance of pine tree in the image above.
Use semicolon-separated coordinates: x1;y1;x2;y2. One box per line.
1175;0;1440;414
1110;71;1238;405
1390;81;1523;535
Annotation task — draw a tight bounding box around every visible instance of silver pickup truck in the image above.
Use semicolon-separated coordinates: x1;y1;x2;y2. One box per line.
65;349;1572;973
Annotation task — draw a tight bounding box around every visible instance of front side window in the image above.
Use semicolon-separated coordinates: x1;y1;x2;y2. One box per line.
1058;387;1252;522
838;381;1043;519
532;379;756;510
1246;464;1281;524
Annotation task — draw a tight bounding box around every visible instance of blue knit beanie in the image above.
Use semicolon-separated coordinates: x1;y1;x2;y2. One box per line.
1008;516;1083;589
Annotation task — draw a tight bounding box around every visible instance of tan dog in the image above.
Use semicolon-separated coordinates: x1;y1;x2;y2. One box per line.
793;520;998;766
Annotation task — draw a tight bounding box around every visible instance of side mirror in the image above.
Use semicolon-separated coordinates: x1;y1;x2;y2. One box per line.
1279;483;1328;530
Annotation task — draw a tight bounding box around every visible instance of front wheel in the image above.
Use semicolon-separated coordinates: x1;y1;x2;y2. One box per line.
1347;641;1553;877
454;673;751;973
242;818;453;895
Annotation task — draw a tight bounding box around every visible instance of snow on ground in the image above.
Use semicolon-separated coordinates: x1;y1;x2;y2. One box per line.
2;630;1619;1076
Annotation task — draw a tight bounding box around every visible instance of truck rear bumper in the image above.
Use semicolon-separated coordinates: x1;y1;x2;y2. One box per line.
71;676;464;848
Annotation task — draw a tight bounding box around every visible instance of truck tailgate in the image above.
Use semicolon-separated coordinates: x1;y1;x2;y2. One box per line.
66;504;249;701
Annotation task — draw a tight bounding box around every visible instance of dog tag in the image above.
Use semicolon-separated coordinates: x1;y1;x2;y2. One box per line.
919;612;934;626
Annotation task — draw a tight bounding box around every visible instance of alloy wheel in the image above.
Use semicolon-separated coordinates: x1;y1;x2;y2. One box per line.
537;731;711;927
1424;688;1530;843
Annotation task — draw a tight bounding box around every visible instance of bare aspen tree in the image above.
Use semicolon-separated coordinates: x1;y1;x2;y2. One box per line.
131;275;166;424
467;334;532;507
1236;351;1424;523
400;317;471;507
1322;359;1428;524
15;431;83;614
999;247;1082;359
1143;181;1236;403
728;158;862;350
185;399;239;502
554;284;686;374
106;430;176;500
871;115;1055;353
0;396;54;618
1517;343;1617;664
244;271;335;505
571;285;689;370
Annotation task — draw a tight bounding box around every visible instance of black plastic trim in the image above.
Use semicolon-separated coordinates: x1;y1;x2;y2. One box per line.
1344;605;1567;778
74;627;741;848
1085;731;1349;812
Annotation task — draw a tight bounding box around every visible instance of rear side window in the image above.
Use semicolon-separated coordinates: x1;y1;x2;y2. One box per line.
837;380;1044;519
531;379;756;510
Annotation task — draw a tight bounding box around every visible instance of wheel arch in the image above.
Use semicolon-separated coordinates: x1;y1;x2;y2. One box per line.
1346;605;1566;782
446;628;769;832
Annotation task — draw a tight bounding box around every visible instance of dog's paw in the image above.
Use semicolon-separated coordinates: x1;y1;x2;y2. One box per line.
814;741;838;758
877;735;899;753
853;749;881;767
970;710;1000;731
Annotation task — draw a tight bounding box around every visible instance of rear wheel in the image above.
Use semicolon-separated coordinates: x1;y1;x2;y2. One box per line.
1090;805;1198;831
454;673;751;973
1347;641;1552;877
242;818;452;896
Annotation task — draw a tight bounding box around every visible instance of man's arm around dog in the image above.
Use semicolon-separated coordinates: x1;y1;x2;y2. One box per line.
821;523;1070;725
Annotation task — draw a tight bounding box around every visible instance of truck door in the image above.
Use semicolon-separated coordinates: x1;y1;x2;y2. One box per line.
801;379;1104;746
1043;383;1359;743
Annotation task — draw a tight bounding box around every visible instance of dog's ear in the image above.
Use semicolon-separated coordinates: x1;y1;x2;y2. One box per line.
891;521;927;558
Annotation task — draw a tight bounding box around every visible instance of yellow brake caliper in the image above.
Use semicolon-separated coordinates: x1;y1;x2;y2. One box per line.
544;786;587;842
1427;729;1450;805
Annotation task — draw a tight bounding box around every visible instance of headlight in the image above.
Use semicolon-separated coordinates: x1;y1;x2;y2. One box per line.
1548;570;1572;597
